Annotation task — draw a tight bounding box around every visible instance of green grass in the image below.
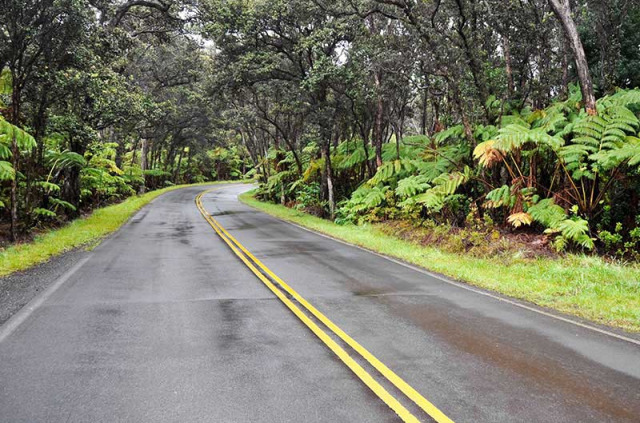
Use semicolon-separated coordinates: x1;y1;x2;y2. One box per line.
239;191;640;332
0;181;242;277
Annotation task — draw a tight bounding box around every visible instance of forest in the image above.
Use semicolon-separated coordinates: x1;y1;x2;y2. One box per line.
2;0;640;259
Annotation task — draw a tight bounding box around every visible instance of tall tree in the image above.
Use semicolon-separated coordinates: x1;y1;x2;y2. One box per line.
548;0;597;114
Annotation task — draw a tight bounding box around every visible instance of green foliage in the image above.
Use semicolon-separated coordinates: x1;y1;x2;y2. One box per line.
528;199;567;228
0;118;37;152
0;119;37;190
0;161;15;180
412;168;471;212
528;199;594;250
395;175;431;198
485;185;516;209
33;208;57;218
597;219;640;260
46;150;87;170
368;159;418;185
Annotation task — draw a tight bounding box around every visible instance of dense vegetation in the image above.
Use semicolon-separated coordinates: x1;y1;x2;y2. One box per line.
3;0;640;261
0;1;247;243
203;0;640;259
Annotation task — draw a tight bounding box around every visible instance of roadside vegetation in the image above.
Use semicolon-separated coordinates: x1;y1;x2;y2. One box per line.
0;2;248;246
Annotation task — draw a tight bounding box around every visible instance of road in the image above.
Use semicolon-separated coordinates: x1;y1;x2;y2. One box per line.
0;184;639;422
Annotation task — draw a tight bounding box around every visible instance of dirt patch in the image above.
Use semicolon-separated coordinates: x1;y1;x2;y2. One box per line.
378;220;559;260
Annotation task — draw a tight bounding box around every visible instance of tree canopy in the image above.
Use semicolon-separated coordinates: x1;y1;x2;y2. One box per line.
2;0;640;257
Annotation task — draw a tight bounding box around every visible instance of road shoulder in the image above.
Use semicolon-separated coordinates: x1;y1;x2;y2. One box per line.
0;247;88;326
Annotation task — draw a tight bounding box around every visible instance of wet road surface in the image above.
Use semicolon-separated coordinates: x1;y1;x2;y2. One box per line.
1;184;639;422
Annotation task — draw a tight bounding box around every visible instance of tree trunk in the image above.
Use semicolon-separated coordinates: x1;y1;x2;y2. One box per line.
373;71;384;168
503;37;514;100
139;138;148;194
9;82;21;242
174;148;183;184
10;132;18;242
321;141;335;219
548;0;597;114
561;44;569;99
421;88;428;136
62;138;85;215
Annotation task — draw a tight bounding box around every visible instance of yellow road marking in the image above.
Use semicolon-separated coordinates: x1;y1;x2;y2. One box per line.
196;188;455;423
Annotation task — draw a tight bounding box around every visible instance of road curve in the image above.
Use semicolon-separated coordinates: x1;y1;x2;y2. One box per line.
1;184;639;422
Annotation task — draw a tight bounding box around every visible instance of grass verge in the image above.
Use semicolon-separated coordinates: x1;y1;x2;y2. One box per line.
239;191;640;332
0;181;241;277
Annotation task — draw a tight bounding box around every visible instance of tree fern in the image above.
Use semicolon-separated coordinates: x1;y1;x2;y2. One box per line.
0;118;36;151
35;181;61;193
368;159;417;185
33;208;57;218
49;197;77;212
0;144;11;160
337;146;368;170
507;212;533;228
551;218;594;250
433;125;464;145
395;175;431;198
528;199;566;227
302;158;324;181
485;185;516;208
46;150;87;170
0;161;15;180
413;167;471;211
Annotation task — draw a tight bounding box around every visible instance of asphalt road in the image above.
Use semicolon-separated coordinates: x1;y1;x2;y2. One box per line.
1;184;639;422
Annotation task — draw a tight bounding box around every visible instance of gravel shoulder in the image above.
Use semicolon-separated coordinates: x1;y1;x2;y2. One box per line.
0;247;89;326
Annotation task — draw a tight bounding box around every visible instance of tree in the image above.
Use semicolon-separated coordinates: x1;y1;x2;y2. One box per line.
548;0;597;114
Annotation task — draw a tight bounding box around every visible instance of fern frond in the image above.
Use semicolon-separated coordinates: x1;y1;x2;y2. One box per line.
33;207;56;218
508;212;533;228
434;125;464;145
49;197;77;211
368;159;416;185
485;185;515;208
395;175;431;198
0;143;10;160
0;161;14;180
35;181;61;193
528;199;566;228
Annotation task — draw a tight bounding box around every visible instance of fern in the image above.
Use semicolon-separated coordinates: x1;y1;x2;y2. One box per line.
433;125;464;145
602;136;640;167
395;175;431;198
528;199;593;249
413;167;471;211
49;197;77;212
0;161;15;180
528;199;566;228
343;185;389;213
337;146;368;170
33;208;57;218
551;218;594;250
302;158;324;181
608;88;640;108
0;118;36;151
485;185;516;208
368;159;417;185
46;150;87;170
35;181;61;193
508;212;533;228
0;143;10;160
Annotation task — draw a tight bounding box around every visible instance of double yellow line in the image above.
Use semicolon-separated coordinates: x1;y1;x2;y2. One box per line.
195;188;454;423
